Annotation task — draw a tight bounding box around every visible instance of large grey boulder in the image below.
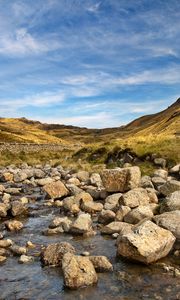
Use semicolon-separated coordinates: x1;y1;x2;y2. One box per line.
101;167;141;192
117;220;175;264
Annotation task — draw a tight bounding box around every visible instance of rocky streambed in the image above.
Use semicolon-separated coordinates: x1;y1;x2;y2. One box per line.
0;162;180;299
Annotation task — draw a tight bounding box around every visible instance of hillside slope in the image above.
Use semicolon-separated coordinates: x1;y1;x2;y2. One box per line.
0;98;179;144
0;118;68;144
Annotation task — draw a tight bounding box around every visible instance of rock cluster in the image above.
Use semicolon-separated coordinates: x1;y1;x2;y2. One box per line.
0;161;179;289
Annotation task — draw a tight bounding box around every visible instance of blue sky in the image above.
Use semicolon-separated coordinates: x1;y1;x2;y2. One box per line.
0;0;179;128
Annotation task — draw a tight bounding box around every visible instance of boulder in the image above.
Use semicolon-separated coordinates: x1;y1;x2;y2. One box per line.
160;191;180;212
5;220;23;231
63;196;80;214
1;172;13;182
19;255;34;264
67;177;81;186
141;176;154;189
33;169;45;178
62;253;98;289
89;256;113;272
151;177;166;189
49;217;72;232
74;192;93;204
85;186;101;200
101;221;133;235
81;201;103;214
14;171;28;182
5;187;21;195
120;188;150;208
44;227;64;235
154;211;180;240
154;158;166;168
153;169;168;180
98;209;116;224
76;171;90;183
146;188;159;204
10;245;27;255
66;184;83;196
0;184;5;193
117;220;175;264
0;239;13;248
36;177;54;186
11;201;28;216
70;213;92;234
42;242;75;266
169;164;180;174
101;167;141;192
159;180;180;196
0;203;8;217
115;206;131;221
124;206;154;224
0;256;6;263
2;193;11;203
104;193;122;211
90;173;103;188
43;180;69;199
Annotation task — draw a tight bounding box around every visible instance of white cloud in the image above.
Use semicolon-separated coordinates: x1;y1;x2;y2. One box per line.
38;111;118;128
87;2;101;13
0;27;60;56
0;91;65;109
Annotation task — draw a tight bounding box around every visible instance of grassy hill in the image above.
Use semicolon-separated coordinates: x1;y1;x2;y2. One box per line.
0;98;179;167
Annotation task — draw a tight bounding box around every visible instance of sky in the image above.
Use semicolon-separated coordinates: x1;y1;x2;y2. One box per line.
0;0;179;128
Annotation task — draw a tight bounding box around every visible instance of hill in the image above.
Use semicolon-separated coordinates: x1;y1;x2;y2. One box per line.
0;98;179;144
0;98;179;167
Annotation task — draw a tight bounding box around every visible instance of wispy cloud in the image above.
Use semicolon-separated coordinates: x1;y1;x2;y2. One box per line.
87;2;101;13
0;0;179;127
0;27;60;56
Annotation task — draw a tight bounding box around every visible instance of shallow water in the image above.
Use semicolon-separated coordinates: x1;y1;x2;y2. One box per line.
0;194;180;300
